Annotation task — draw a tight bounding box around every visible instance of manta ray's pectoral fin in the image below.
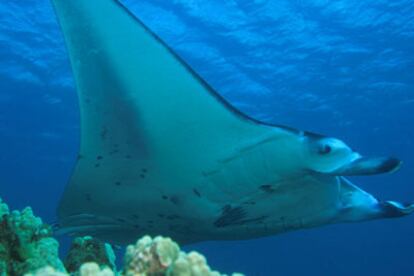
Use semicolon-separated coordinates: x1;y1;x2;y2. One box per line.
51;0;284;239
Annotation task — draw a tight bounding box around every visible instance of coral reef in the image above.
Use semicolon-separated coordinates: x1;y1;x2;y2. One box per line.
64;236;116;273
25;263;114;276
25;266;68;276
124;236;180;275
123;236;243;276
0;197;66;275
0;197;243;276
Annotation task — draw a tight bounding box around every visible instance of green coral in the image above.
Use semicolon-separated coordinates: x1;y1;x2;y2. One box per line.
64;236;116;273
0;197;66;275
0;198;9;218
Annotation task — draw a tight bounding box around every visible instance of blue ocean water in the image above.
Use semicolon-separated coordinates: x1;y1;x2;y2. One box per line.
1;0;413;275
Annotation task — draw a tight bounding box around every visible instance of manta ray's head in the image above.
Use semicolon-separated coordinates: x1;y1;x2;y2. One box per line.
303;134;402;176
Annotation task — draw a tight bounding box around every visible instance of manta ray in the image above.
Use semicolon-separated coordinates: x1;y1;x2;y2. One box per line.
52;0;413;244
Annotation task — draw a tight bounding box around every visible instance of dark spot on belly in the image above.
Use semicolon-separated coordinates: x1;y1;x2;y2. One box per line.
115;181;121;186
260;184;274;193
96;155;103;160
169;195;180;205
133;224;140;229
131;214;139;219
214;205;267;228
116;218;126;223
94;163;100;168
142;168;148;173
77;154;84;160
85;193;92;202
109;150;119;155
140;174;145;179
193;188;201;197
166;215;181;220
100;127;107;140
162;195;168;200
125;154;132;159
214;205;246;227
158;214;165;218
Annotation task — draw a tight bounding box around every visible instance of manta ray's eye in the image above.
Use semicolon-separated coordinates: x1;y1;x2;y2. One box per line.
318;144;332;155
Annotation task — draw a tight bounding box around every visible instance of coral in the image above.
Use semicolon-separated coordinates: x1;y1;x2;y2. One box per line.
25;266;68;276
78;263;115;276
0;198;9;218
64;236;116;273
124;236;180;275
171;251;221;276
0;197;66;275
0;197;243;276
25;263;114;276
123;235;243;276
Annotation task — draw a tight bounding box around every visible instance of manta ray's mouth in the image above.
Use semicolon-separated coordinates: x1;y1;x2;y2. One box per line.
329;157;402;176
